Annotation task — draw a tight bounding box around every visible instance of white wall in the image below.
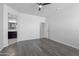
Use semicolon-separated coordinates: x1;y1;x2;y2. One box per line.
0;4;3;50
18;13;45;41
48;4;79;49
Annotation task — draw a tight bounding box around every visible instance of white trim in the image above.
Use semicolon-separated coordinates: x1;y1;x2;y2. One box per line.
3;4;8;48
49;38;79;49
8;20;17;23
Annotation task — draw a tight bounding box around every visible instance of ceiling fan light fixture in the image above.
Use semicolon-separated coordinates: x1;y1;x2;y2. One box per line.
37;3;51;11
39;5;43;8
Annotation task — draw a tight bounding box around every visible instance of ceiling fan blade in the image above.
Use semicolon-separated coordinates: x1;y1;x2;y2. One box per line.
42;3;51;5
37;3;51;6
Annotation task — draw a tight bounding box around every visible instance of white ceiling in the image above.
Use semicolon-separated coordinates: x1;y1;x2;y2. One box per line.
6;3;77;17
6;3;48;17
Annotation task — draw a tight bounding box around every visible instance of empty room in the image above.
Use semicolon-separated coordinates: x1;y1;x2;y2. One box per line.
0;3;79;56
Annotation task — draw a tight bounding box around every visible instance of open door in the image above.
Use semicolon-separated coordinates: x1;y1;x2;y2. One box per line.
40;22;48;38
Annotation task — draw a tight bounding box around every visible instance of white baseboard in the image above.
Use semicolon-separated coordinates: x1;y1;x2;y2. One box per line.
49;38;79;49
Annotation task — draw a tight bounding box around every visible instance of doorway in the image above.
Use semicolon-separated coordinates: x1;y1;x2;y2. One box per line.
40;22;48;39
8;12;17;45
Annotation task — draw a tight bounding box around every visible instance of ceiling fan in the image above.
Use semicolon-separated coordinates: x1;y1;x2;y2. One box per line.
37;3;51;11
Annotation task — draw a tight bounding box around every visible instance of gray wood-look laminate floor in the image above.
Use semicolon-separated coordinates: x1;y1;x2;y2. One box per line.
1;38;79;56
